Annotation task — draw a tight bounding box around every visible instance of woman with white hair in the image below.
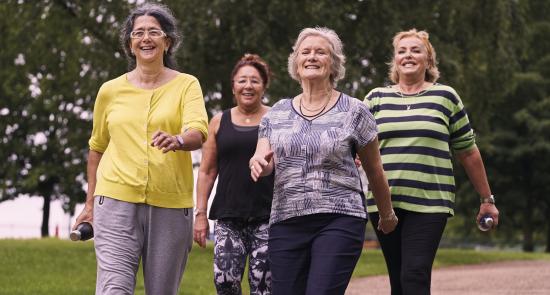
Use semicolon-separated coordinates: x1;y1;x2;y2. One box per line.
249;27;398;295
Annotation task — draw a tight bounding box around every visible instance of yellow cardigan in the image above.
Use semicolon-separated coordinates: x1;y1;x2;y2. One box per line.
89;73;208;208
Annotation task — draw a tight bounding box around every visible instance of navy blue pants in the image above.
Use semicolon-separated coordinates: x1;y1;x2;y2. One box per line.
369;209;448;295
268;213;366;295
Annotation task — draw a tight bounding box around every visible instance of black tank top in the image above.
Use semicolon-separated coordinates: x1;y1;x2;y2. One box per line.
209;109;274;220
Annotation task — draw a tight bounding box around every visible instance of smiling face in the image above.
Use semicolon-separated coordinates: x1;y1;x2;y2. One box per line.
394;36;429;81
232;65;265;108
295;35;333;83
130;15;170;66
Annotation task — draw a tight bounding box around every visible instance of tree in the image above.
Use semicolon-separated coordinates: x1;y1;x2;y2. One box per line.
485;0;550;251
0;0;128;236
1;0;548;247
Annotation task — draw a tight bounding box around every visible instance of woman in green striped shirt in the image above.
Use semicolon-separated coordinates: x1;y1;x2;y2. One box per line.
364;29;500;295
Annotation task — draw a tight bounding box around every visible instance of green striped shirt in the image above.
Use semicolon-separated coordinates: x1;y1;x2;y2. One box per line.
364;84;476;215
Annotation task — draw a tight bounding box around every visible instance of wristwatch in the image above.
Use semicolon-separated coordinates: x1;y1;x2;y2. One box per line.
480;195;495;204
175;135;184;149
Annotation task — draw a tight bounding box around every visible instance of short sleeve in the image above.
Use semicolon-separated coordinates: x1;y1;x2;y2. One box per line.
363;88;377;110
351;101;378;148
447;88;476;152
181;77;209;141
258;110;272;139
88;84;110;153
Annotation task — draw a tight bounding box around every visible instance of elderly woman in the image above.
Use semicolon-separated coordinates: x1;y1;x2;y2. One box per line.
193;53;274;295
364;29;500;295
72;3;208;294
250;27;398;295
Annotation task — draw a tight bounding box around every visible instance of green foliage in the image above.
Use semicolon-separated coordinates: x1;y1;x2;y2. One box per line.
1;0;549;249
480;0;550;251
0;0;130;236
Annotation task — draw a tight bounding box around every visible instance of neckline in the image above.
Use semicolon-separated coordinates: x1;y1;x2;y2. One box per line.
395;83;435;97
230;106;264;126
124;72;181;91
394;83;435;111
299;91;332;117
291;92;343;121
231;123;259;131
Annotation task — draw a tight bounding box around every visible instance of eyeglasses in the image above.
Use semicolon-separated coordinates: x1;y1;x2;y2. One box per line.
130;29;166;39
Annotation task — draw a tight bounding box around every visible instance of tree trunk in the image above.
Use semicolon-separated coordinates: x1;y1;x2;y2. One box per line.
522;175;535;252
221;78;233;111
41;194;51;237
547;207;550;253
522;226;534;252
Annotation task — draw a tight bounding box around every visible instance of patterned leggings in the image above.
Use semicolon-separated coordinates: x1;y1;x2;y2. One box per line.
214;218;271;295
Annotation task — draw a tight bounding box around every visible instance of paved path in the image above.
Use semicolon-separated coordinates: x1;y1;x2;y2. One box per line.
346;260;550;295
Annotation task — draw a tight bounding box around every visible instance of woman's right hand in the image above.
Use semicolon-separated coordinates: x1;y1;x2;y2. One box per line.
377;210;398;234
193;213;209;248
72;204;93;230
249;150;274;182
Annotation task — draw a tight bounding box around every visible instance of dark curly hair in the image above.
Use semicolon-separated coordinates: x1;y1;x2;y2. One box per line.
120;3;181;70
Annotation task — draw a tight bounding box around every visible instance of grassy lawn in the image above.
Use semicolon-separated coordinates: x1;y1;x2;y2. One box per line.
0;239;549;295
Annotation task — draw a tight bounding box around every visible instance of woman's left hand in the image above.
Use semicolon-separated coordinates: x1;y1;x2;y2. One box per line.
377;212;398;234
477;203;499;229
151;130;180;153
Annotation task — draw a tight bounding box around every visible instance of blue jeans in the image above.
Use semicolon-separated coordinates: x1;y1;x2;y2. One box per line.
268;213;366;295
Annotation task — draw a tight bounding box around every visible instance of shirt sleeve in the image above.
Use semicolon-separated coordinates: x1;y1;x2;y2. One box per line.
258;110;272;139
352;101;378;149
181;77;209;141
88;84;110;153
448;88;476;152
363;89;375;109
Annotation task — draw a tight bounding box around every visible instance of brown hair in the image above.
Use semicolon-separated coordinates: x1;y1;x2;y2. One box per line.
388;28;440;83
231;53;272;88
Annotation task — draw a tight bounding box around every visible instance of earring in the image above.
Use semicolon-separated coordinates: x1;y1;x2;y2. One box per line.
164;48;169;54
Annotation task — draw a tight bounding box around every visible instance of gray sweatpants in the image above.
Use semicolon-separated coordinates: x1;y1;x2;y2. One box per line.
93;196;193;295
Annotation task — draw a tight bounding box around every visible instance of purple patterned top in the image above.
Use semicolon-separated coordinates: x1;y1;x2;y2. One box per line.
259;93;378;224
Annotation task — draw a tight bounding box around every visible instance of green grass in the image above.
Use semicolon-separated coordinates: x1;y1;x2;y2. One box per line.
0;239;549;295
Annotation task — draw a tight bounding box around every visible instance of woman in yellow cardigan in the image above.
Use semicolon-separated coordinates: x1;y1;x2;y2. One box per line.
72;3;208;295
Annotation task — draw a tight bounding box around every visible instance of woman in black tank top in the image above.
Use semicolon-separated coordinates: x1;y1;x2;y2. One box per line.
193;54;274;295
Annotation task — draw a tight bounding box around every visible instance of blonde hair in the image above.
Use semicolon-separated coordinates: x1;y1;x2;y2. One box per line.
288;27;346;87
388;29;440;83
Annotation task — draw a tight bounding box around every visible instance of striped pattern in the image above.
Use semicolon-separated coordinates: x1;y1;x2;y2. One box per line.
364;84;476;215
259;93;377;224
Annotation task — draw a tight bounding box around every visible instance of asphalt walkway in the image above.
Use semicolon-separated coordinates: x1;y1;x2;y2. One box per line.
345;260;550;295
